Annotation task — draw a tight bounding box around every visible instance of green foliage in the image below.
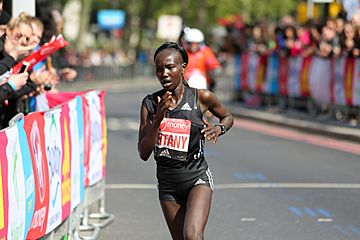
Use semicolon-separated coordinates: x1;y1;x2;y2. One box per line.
152;0;297;27
59;0;297;53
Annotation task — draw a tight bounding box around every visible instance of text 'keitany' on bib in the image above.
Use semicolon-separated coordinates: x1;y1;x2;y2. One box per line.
155;118;191;161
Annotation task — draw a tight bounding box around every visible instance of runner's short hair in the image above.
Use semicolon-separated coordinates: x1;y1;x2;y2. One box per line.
154;42;188;65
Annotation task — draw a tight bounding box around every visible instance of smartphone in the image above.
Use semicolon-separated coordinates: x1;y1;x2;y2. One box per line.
19;61;30;73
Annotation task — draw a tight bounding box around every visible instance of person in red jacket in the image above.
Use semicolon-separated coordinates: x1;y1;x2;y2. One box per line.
183;28;221;92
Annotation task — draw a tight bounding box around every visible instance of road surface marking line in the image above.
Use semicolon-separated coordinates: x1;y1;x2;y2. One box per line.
105;183;360;190
241;218;256;222
317;218;333;222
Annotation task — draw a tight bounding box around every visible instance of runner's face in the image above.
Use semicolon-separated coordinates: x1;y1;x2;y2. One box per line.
155;49;184;91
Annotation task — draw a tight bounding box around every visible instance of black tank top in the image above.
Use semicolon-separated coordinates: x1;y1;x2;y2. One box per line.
143;85;208;182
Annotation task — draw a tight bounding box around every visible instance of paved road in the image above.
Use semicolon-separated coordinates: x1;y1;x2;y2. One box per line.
89;82;360;240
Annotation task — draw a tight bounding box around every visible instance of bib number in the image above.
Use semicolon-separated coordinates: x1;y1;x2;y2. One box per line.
155;118;191;161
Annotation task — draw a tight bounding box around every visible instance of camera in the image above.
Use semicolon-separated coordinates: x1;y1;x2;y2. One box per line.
44;83;52;91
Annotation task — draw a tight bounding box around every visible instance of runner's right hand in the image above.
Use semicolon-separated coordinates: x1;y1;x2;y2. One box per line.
155;91;174;121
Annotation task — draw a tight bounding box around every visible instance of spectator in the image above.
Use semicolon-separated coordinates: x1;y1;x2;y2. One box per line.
340;22;356;57
284;25;302;57
183;27;221;92
317;24;341;58
0;10;10;37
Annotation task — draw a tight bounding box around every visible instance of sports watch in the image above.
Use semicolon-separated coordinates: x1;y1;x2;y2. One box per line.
215;123;226;136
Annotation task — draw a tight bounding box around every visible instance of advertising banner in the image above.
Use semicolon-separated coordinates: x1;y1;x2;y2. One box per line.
248;52;259;92
82;95;91;187
25;113;50;239
18;118;36;237
255;55;267;93
43;109;63;233
68;97;84;211
234;54;241;90
309;57;332;104
0;132;9;239
333;57;346;105
278;57;289;96
86;92;103;186
344;57;355;106
299;56;312;97
240;53;250;91
99;91;107;178
353;58;360;106
287;56;302;97
264;53;279;94
60;104;71;221
4;124;29;239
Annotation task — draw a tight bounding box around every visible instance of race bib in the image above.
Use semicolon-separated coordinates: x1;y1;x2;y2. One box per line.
155;118;191;161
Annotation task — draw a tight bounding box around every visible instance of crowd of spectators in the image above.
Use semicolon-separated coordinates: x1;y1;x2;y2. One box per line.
0;0;76;130
221;12;360;59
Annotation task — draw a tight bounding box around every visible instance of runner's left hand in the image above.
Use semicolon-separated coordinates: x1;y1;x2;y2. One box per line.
201;118;221;144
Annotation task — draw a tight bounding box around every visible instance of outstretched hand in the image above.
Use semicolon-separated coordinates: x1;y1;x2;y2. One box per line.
201;118;221;144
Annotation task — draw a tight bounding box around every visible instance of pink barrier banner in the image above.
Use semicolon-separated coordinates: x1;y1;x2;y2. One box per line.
278;57;289;96
82;95;91;187
0;132;9;239
0;120;35;240
240;53;250;90
25;113;50;239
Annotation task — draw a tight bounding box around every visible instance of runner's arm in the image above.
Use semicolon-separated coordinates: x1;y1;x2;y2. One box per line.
138;102;161;161
198;89;233;136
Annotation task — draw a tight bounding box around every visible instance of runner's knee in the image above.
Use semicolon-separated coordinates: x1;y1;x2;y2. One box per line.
183;226;204;240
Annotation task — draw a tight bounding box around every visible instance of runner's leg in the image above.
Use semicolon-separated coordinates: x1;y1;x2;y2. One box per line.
160;200;186;240
183;185;212;240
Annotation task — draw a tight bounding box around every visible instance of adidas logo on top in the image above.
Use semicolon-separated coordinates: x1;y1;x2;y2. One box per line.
159;149;171;158
181;102;192;111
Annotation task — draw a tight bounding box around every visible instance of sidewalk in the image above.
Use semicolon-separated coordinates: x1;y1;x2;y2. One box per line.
59;77;360;142
226;101;360;142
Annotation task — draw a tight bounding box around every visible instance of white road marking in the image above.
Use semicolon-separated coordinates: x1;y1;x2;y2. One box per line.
107;118;139;131
317;218;333;223
106;184;156;189
241;218;256;222
105;183;360;190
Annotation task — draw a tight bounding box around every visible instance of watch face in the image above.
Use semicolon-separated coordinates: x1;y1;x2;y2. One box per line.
220;125;226;134
217;124;226;135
